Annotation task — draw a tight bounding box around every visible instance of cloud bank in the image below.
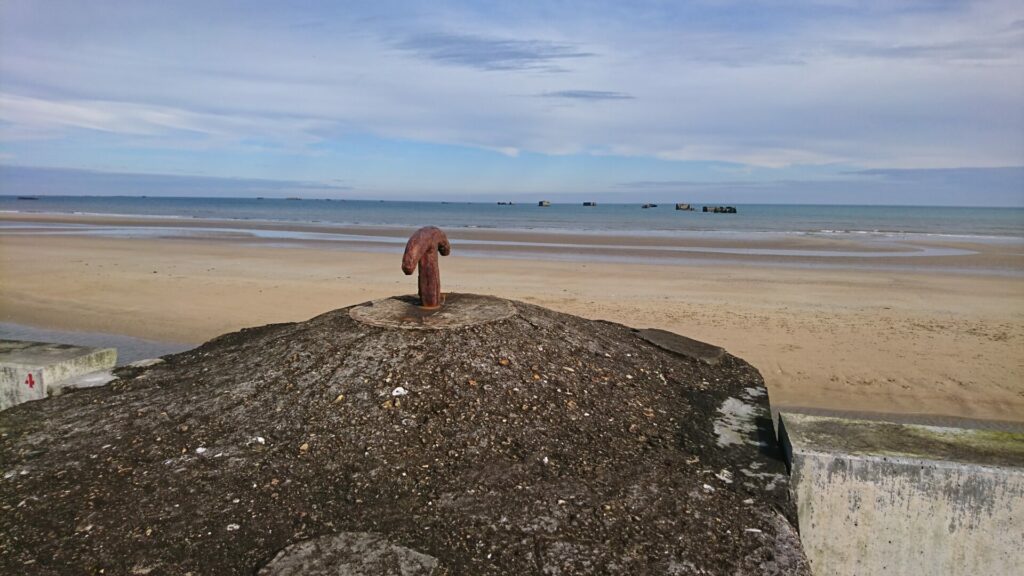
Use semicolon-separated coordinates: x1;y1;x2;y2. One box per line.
0;0;1021;202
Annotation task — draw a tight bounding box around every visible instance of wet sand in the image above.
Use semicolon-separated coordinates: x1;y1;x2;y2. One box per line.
3;211;1022;272
1;213;1022;424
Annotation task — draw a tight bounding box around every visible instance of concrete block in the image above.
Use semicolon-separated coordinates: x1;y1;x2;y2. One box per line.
1;340;117;410
779;412;1024;576
0;365;45;411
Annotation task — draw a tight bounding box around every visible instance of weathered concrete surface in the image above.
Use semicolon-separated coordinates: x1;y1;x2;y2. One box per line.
0;340;116;410
636;329;726;366
1;296;809;574
57;370;117;391
259;532;439;576
0;365;44;411
779;412;1024;576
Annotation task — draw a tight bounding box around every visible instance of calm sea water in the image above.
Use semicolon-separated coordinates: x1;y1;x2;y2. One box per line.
0;322;191;365
2;196;1022;238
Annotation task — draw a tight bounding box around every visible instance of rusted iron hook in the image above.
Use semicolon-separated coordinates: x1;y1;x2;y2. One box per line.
402;226;451;309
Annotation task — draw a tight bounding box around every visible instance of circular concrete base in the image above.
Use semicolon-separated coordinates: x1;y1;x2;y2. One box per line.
349;293;516;330
258;531;439;575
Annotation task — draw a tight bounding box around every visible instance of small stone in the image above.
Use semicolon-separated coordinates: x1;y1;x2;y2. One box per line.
195;447;207;455
333;394;345;403
498;358;510;366
391;386;409;397
299;443;309;453
468;379;477;387
226;524;240;531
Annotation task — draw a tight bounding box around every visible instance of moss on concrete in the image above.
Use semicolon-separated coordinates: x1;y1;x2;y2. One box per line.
782;413;1024;469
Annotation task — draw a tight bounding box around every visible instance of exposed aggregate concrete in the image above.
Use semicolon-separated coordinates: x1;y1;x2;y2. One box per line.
1;296;808;575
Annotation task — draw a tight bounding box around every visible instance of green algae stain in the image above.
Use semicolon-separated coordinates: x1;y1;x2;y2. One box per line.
787;414;1024;469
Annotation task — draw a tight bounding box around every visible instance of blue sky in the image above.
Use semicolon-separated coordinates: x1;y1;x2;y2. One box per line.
1;0;1022;204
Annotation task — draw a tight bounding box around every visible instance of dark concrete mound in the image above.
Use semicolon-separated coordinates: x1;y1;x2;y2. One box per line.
0;295;808;575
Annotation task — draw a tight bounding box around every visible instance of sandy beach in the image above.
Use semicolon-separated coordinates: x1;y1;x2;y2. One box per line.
1;212;1022;424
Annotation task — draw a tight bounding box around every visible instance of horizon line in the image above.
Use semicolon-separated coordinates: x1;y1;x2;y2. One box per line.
2;194;1023;210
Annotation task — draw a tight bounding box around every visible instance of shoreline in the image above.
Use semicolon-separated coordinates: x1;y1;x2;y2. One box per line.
3;208;1023;241
3;211;1022;276
1;223;1022;424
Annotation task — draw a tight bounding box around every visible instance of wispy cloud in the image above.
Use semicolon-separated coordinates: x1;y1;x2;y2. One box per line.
617;180;747;189
845;166;1024;181
829;37;1023;63
0;165;352;197
396;32;594;71
536;90;634;100
0;93;328;147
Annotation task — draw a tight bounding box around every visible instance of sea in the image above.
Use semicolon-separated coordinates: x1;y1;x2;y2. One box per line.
2;195;1022;238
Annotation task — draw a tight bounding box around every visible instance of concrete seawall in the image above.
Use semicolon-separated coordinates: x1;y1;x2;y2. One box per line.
780;412;1024;575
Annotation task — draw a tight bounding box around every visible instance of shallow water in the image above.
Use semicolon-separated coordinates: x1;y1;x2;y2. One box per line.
0;222;981;258
0;322;191;365
3;196;1022;238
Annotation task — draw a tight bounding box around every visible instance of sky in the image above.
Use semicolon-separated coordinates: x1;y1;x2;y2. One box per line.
1;0;1022;205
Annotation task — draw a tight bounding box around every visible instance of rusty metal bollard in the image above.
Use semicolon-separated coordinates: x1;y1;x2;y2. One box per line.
402;226;451;309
